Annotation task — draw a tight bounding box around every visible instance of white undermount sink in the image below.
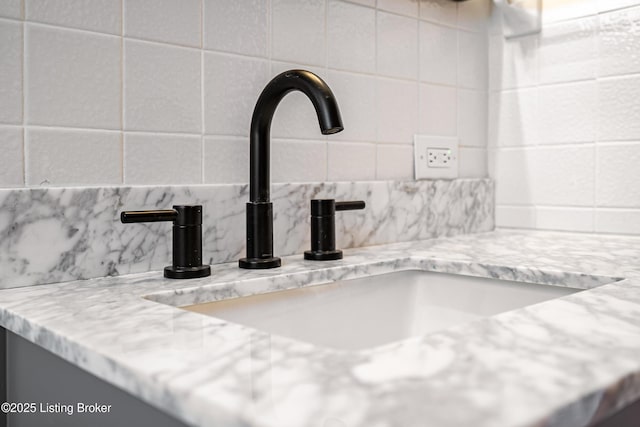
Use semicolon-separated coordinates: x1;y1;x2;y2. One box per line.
182;270;581;351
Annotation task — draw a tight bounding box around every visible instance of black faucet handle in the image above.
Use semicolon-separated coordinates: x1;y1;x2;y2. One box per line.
120;205;210;279
336;200;366;211
309;199;366;216
121;209;178;223
121;205;203;226
304;199;366;261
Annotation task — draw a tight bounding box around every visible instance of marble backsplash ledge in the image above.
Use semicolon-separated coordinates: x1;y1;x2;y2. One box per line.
0;179;494;289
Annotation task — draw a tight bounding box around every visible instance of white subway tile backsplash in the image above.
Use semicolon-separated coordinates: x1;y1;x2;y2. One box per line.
376;144;414;180
420;0;457;27
598;75;640;141
124;133;201;185
124;39;201;133
0;20;22;124
489;0;640;237
348;0;375;6
419;21;457;86
530;145;595;206
489;89;538;147
495;205;536;228
377;0;418;17
596;209;640;235
488;34;502;90
458;89;487;148
271;0;325;66
11;0;640;237
204;136;249;184
204;53;267;136
0;126;23;187
538;81;596;144
377;11;418;80
596;143;640;207
203;0;267;57
536;207;594;232
25;24;120;129
419;83;457;137
491;149;534;204
125;0;200;47
377;78;418;143
487;1;503;36
272;139;327;183
325;71;376;143
327;0;376;73
599;6;640;77
4;0;494;217
328;142;376;181
539;18;596;84
458;30;488;89
490;34;538;90
457;0;491;33
459;147;487;178
26;128;121;186
25;0;120;34
0;1;21;19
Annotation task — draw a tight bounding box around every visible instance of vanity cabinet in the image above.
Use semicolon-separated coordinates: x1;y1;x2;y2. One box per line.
3;325;640;427
2;329;188;427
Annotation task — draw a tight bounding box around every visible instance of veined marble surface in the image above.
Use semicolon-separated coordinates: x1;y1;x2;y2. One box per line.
0;179;493;288
1;229;639;427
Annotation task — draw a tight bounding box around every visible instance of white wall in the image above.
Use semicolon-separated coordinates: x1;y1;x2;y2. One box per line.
0;0;490;188
490;0;640;235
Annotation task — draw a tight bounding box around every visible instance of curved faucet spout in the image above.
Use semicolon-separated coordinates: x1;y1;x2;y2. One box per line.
250;70;343;203
240;70;343;270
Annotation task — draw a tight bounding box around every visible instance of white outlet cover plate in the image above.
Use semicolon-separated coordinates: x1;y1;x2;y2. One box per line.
414;135;459;180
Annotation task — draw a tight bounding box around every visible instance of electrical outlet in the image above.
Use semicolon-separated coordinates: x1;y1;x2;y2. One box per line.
414;135;458;180
427;148;453;168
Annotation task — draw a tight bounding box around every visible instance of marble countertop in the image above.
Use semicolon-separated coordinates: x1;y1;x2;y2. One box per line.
1;229;640;427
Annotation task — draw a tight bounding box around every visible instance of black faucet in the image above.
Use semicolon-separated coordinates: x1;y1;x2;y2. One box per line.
305;199;366;261
121;205;211;279
239;70;344;269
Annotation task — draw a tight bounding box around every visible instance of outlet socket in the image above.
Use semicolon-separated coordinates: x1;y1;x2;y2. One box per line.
414;135;458;180
428;148;453;168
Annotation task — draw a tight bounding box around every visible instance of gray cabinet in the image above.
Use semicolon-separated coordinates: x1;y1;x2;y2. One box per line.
2;329;189;427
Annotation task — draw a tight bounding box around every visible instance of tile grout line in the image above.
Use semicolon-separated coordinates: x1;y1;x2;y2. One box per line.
120;0;125;185
324;0;329;181
412;7;421;181
374;2;380;179
454;4;460;152
374;4;379;149
497;203;640;211
593;11;600;232
21;0;26;186
200;0;205;184
6;124;447;145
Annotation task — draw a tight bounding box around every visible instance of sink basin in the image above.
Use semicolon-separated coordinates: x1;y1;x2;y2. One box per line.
181;270;581;351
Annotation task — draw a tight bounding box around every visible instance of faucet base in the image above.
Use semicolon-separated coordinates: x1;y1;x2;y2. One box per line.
239;256;281;269
164;265;211;279
304;250;343;261
241;202;281;269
